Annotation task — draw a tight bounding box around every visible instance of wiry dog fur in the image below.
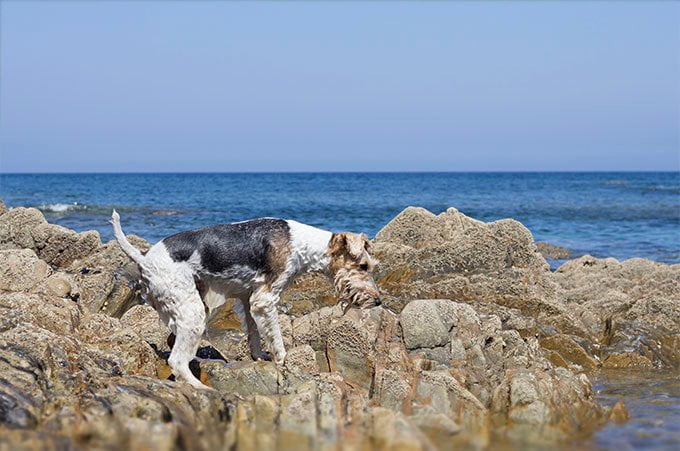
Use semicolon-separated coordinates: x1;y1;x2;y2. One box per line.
111;211;380;389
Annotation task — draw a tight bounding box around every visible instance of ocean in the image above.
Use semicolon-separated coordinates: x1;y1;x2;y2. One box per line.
1;172;678;265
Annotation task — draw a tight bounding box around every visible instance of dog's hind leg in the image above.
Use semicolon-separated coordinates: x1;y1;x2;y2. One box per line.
248;286;286;364
236;295;271;361
164;284;208;389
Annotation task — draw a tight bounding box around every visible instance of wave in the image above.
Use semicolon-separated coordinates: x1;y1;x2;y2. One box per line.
38;203;88;213
37;203;183;216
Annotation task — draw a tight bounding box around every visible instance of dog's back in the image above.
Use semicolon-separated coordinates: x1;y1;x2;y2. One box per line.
161;218;291;279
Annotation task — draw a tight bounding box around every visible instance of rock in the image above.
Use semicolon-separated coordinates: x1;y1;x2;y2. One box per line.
78;314;159;377
413;370;488;432
0;198;6;216
400;299;473;350
0;288;235;450
491;367;606;444
282;273;337;317
608;400;630;423
70;238;150;316
555;255;680;368
370;207;589;340
326;307;384;394
409;412;461;448
0;292;81;335
292;305;342;351
602;352;653;368
278;382;318;450
202;360;280;396
0;249;51;292
281;345;319;393
40;273;75;298
120;304;171;352
371;407;432;450
536;241;572;259
540;334;599;370
0;207;101;267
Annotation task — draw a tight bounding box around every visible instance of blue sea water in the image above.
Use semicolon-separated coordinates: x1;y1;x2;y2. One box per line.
0;172;678;265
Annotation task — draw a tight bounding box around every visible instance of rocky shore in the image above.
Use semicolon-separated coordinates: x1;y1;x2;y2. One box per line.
0;199;677;450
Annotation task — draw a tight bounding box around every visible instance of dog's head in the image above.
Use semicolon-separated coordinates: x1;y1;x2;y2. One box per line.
327;232;381;312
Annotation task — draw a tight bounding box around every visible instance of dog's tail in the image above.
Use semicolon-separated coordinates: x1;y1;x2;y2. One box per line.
111;210;145;266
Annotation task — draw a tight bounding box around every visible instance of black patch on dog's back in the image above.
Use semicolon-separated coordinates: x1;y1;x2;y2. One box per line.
162;218;290;275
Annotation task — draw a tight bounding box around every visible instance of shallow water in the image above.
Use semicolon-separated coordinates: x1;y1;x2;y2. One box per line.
583;370;680;450
1;172;678;264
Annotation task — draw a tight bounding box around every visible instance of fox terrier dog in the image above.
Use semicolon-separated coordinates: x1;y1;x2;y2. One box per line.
111;211;380;389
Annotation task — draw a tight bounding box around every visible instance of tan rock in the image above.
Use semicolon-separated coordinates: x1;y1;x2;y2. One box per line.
202;360;280;396
602;352;654;368
608;400;630;423
0;207;101;267
371;407;432;451
326;307;384;394
536;241;571;259
120;304;171;352
540;334;599;370
0;249;51;292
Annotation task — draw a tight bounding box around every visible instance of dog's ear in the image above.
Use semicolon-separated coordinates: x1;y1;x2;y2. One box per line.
328;233;348;256
329;232;366;259
345;233;367;259
361;233;371;251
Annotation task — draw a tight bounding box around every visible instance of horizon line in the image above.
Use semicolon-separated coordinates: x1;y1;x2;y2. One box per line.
1;169;678;176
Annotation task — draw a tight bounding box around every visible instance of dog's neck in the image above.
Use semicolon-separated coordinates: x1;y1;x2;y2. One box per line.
286;220;333;274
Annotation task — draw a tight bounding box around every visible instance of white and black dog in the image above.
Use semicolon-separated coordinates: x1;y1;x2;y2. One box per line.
111;211;380;389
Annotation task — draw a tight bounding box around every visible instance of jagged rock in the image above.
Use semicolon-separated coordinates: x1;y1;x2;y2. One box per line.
282;272;337;316
0;292;81;335
326;307;385;394
0;249;51;292
400;299;472;349
555;255;680;368
69;238;149;316
536;241;572;259
120;304;171;352
370;207;589;339
0;207;101;267
491;367;606;444
203;361;280;396
371;408;432;450
409;412;461;448
292;305;342;350
540;334;599;370
0;198;6;216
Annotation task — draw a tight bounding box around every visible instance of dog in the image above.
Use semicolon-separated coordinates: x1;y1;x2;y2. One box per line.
111;211;380;389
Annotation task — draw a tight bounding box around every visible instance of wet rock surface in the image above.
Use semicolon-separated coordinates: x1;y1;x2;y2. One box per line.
1;201;676;449
536;241;572;260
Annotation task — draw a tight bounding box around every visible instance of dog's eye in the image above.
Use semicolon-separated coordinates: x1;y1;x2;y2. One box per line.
359;263;369;271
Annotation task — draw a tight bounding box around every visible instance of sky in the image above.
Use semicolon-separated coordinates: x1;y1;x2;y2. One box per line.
0;1;678;173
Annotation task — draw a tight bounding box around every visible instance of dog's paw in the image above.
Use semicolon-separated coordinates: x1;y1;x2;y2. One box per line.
251;351;272;362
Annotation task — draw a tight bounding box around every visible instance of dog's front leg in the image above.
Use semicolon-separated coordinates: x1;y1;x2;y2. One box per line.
237;296;271;361
249;286;286;364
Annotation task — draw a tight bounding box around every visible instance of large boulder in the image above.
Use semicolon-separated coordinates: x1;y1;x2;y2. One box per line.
0;249;51;292
0;207;101;267
68;238;150;316
372;207;589;337
554;255;680;368
0;204;150;318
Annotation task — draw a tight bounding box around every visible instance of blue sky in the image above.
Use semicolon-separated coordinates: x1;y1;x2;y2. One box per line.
0;1;678;172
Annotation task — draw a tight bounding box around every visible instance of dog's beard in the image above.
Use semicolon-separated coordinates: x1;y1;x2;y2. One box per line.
333;268;378;313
